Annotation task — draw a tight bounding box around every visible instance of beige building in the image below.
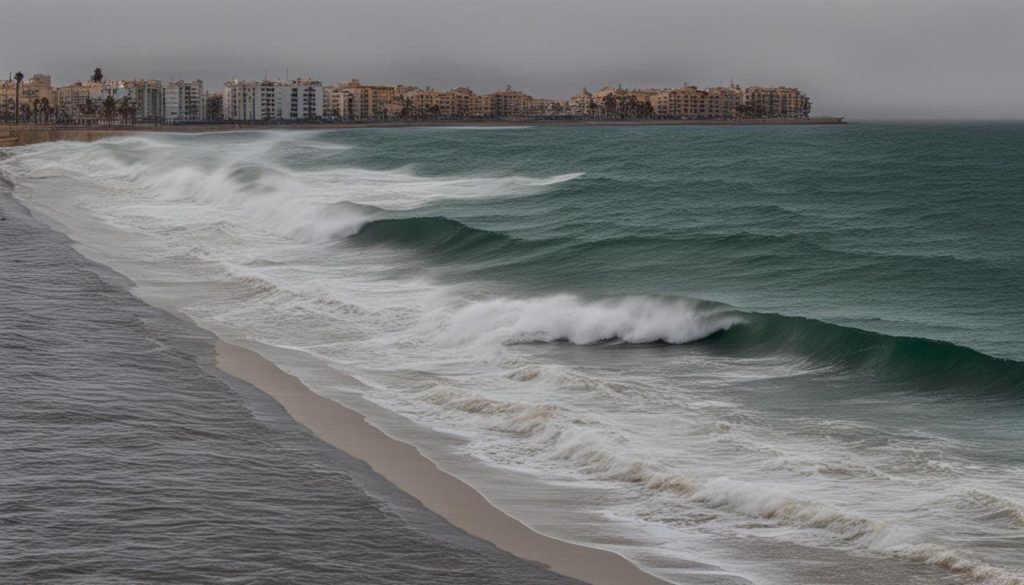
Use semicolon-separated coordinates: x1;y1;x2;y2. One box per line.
593;86;661;104
470;93;496;117
568;88;595;116
2;74;54;121
525;97;558;116
591;83;810;119
1;74;53;106
492;86;531;118
705;85;744;118
323;85;352;119
332;82;556;120
331;79;395;120
447;87;478;117
24;74;53;104
743;86;811;118
389;86;491;119
652;85;743;118
588;86;660;118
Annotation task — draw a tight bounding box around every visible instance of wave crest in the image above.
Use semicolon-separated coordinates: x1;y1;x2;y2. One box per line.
434;294;741;347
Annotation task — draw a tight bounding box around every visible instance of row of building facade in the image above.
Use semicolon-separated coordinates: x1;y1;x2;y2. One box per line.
227;80;810;121
2;73;812;123
1;75;206;123
571;85;811;119
221;78;563;121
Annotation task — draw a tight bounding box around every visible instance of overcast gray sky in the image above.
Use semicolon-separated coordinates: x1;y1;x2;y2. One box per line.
2;0;1022;119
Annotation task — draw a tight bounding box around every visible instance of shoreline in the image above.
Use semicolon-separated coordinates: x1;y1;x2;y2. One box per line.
0;184;608;585
0;173;674;585
1;128;681;585
213;339;672;585
0;116;844;146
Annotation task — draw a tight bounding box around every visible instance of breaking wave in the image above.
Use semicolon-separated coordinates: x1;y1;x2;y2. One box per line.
433;294;740;346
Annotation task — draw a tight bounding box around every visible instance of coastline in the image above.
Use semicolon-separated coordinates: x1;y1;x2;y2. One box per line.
0;170;672;585
0;184;597;585
0;116;844;146
214;338;672;585
6;120;1024;585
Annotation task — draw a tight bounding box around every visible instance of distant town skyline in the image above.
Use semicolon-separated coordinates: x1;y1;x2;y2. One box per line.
2;73;819;125
3;0;1023;120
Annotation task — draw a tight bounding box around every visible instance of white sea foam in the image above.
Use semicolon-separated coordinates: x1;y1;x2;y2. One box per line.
5;131;1023;585
432;295;741;347
301;167;584;209
896;544;1024;585
961;489;1024;528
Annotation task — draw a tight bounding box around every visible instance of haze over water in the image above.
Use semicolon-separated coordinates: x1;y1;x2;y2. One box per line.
2;124;1022;585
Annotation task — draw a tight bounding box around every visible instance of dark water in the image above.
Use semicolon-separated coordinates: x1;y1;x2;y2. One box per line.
346;123;1024;363
0;188;577;584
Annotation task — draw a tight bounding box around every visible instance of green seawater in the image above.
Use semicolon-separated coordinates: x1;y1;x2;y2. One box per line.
5;123;1023;585
340;124;1024;357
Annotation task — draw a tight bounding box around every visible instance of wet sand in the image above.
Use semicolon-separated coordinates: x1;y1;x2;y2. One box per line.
214;339;671;585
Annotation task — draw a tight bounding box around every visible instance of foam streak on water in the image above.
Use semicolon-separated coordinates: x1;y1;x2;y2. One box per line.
3;127;1023;585
0;188;580;585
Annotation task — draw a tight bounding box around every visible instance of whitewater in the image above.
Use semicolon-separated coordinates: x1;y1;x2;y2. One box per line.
2;125;1022;585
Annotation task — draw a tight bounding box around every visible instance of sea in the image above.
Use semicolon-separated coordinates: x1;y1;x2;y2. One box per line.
1;123;1022;585
0;154;581;585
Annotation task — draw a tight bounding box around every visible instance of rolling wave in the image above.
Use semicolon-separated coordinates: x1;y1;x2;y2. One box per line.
419;289;1024;395
354;216;518;255
13;134;1021;397
709;313;1024;395
349;214;1024;396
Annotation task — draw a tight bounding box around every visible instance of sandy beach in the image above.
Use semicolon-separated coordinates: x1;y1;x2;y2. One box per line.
2;126;676;585
214;339;671;585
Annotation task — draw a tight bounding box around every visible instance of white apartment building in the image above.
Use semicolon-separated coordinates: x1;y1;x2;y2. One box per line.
124;80;165;122
164;80;206;122
223;79;323;121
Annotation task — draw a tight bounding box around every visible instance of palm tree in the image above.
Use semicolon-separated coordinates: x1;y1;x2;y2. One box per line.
117;96;131;126
101;95;117;127
206;94;222;121
80;97;96;126
92;68;103;84
14;71;23;125
600;94;615;119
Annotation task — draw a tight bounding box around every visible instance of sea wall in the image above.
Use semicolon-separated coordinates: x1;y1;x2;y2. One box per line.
1;127;131;146
0;126;234;146
0;128;17;147
0;117;845;147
